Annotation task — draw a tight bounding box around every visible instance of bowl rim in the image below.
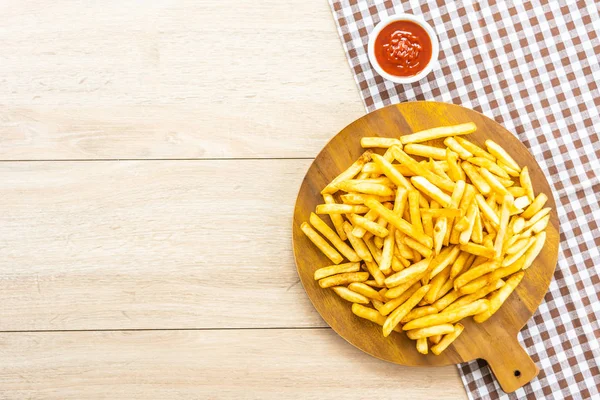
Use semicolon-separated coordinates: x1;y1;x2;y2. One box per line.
367;13;440;84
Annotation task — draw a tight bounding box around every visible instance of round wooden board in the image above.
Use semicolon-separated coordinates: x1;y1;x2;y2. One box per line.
292;102;559;393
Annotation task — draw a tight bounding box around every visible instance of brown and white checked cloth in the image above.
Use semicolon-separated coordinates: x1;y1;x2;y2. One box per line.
327;0;600;399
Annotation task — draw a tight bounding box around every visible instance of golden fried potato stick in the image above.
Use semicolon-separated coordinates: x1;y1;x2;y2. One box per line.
348;282;385;302
480;167;510;198
429;245;461;279
394;147;456;193
494;194;513;258
421;208;462;218
453;137;493;160
519;166;535;201
383;284;431;336
362;162;416;176
309;213;360;262
445;279;505;313
433;217;448;255
416;338;429;354
332;286;370;304
362;260;385;287
513;196;531;211
322;194;347;240
450;184;476;243
364;279;386;288
422;213;434;238
370;153;414;191
316;204;369;214
318;271;369;288
301;222;344;264
432;288;461;312
351;209;378;238
459;202;478;245
403;299;489;330
431;323;464;355
458;274;491;294
379;226;395;274
506;236;530;255
502;236;536;266
340;193;395;205
408;190;424;233
467;156;509;179
380;281;422;315
485;140;521;172
336;181;395;197
314;262;361;280
498;160;520;177
459;242;495;258
472;208;483;244
454;260;500;290
361;137;403;149
461;161;491;195
401;306;438;323
446;149;466;182
404;143;447;160
411;176;453;207
351;303;401;332
508;186;527;197
449;251;471;279
403;236;433;258
407;324;455;340
424;264;451;304
322;150;372;194
384;274;424;300
475;193;500;227
384;257;431;288
400;122;477;145
444;137;473;159
521;193;548;219
365;198;434;248
348;213;389;238
342;221;373;263
474;272;524;323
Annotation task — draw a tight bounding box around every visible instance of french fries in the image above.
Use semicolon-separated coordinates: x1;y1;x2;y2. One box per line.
302;122;551;356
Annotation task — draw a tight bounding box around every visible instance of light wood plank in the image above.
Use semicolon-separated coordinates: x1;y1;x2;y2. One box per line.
0;0;363;159
0;159;329;330
0;329;466;399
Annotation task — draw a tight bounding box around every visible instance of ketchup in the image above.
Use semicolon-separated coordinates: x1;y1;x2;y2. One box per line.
374;20;432;77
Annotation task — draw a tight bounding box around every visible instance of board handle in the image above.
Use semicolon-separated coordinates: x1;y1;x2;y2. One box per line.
480;329;539;393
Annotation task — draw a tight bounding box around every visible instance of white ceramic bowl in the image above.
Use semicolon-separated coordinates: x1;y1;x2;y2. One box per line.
367;13;439;84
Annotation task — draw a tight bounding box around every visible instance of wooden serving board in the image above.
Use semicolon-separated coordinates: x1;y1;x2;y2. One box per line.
292;102;559;393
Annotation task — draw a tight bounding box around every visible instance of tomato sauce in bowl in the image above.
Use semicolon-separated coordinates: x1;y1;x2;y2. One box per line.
368;14;439;84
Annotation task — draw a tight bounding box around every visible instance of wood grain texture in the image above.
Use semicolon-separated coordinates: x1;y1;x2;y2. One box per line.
0;160;325;330
0;329;466;400
292;102;559;393
0;0;363;159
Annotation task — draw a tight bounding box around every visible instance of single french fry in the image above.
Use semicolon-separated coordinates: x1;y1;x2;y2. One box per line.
336;180;395;197
396;255;411;269
322;151;372;194
410;176;453;207
348;213;389;238
379;226;395;274
458;274;491;294
364;198;434;248
494;194;513;258
462;161;491;195
340;193;395;205
403;299;489;330
472;207;483;244
403;236;433;258
432;288;461;312
394;147;456;193
383;284;431;336
319;272;369;288
429;334;442;344
521;231;546;270
408;190;424;234
424;264;451;304
384;257;431;288
459;202;478;245
446;149;466;182
475;194;500;227
449;251;471;279
301;222;344;264
433;217;448;255
485;140;521;172
498;160;520;177
444;137;473;159
445;279;505;313
431;323;464;355
322;194;347;240
314;262;361;280
421;208;462;218
445;180;467;246
348;282;385;302
404;143;447;160
521;215;550;237
453;216;469;232
428;245;461;279
513;196;531;211
454;137;495;161
506;237;530;255
361;137;403;149
342;222;373;263
459;242;495;258
474;272;524;323
351;303;401;332
362;162;416;176
316;204;369;214
380;281;421;315
422;213;434;238
521;193;548;219
407;324;455;340
401;306;438;323
364;279;386;288
508;186;527;197
400;122;477;145
332;286;370;304
480;167;510;198
309;213;360;262
416;337;429;354
454;261;500;290
519;166;535;201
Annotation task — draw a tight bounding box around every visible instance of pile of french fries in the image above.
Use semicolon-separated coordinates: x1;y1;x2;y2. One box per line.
302;122;550;355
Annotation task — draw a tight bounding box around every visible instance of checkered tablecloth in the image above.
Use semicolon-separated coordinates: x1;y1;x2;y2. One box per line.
327;0;600;398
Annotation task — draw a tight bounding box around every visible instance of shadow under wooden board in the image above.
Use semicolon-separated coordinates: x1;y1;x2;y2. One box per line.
292;101;559;393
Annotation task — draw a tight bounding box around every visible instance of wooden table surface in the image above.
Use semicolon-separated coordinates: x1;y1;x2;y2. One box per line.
0;1;467;398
